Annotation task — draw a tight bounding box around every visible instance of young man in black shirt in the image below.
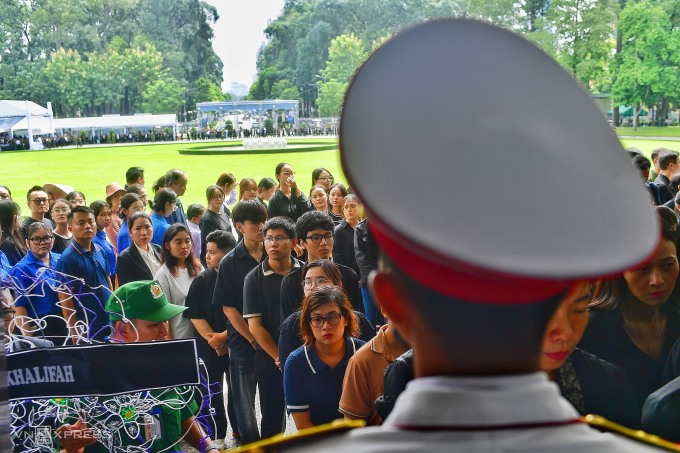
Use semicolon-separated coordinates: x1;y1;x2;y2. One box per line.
243;216;301;439
211;200;267;444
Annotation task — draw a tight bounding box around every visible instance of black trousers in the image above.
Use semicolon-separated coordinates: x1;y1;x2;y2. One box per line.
198;341;238;439
253;348;286;439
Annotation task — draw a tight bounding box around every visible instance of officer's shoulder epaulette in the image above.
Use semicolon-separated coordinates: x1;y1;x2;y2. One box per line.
583;414;680;452
226;419;365;453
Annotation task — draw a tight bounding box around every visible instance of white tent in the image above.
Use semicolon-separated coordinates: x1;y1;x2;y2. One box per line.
0;100;54;149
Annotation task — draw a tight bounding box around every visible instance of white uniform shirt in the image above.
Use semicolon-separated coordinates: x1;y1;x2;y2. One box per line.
294;373;664;452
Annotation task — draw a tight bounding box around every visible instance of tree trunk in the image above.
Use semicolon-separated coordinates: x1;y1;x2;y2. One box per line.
633;105;639;130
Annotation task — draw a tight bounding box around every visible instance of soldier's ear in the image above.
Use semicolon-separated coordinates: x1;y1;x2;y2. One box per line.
369;271;418;340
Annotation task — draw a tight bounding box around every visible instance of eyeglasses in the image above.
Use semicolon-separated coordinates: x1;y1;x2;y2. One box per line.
282;171;296;176
317;176;334;181
309;313;343;328
211;194;225;200
52;207;70;214
29;236;53;245
303;277;331;288
264;236;290;244
31;198;48;204
305;233;333;244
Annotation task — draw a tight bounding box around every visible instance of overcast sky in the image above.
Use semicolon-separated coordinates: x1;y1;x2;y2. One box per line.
205;0;285;91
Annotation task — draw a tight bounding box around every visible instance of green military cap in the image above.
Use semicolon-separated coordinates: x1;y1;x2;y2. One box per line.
106;280;186;322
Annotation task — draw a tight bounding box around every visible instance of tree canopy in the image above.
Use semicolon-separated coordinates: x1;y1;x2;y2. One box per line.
0;0;224;117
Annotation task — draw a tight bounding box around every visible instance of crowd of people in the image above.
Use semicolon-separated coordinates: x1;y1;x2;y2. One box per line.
2;146;680;451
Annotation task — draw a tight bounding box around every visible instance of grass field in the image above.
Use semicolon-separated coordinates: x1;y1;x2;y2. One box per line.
1;135;679;212
0;138;343;210
617;126;680;137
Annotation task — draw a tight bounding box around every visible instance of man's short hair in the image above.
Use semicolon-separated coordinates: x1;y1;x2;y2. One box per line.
186;203;205;219
263;216;296;239
232;199;268;224
67;205;94;223
126;166;144;184
632;155;651;171
126;183;144;196
652;148;667;161
658;150;679;170
296;210;334;240
165;169;186;185
26;185;44;202
206;229;237;254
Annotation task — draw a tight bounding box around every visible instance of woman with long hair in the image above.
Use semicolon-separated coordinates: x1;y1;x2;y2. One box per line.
239;178;258;201
311;168;334;192
65;191;86;209
0;199;27;265
116;212;162;286
50;199;72;254
579;206;680;407
267;162;309;221
284;285;363;429
328;183;348;224
308;184;329;213
90;200;117;287
332;195;362;278
150;188;177;246
154;224;203;339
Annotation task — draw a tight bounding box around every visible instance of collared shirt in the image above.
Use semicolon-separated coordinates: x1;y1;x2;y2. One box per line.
339;325;396;425
154;264;201;339
92;229;116;276
243;257;302;342
55;241;111;340
10;250;61;317
165;197;187;225
135;243;161;276
151;212;170;246
267;189;309;221
292;373;662;452
116;219;131;254
284;337;363;426
212;240;266;359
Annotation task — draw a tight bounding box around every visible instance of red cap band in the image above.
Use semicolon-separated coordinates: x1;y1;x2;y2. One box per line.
369;219;571;304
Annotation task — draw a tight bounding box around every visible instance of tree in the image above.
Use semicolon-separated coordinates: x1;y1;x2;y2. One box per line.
271;79;301;99
320;33;367;84
317;80;346;117
194;77;225;104
611;1;680;128
547;0;618;91
141;78;184;114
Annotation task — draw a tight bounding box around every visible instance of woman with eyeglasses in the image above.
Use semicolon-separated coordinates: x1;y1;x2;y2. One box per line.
10;222;67;342
199;185;234;266
0;199;27;265
283;285;363;429
328;183;348;225
268;162;310;221
312;168;334;192
50;199;72;254
150;188;177;246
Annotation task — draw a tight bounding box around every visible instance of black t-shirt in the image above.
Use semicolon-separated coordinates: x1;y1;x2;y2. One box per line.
280;262;362;320
243;258;302;343
184;268;227;337
267;190;309;221
211;240;265;359
51;234;72;254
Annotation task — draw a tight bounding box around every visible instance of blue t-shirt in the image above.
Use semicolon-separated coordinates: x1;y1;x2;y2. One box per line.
116;219;131;254
92;230;116;276
151;212;170;246
284;336;364;426
55;241;111;341
0;250;10;282
9;250;61;317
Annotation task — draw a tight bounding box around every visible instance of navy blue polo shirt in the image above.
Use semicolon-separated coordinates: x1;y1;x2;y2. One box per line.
283;337;364;426
10;250;61;317
212;240;266;359
243;257;302;343
55;241;111;341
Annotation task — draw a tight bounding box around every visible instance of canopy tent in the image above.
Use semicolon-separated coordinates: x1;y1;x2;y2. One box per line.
52;113;178;140
0;100;54;149
607;105;648;117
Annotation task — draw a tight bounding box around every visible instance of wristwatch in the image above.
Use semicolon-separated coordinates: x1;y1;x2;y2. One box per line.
205;444;221;452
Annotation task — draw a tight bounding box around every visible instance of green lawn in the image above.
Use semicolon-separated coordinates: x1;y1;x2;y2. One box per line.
617;126;680;137
0;138;343;210
620;139;680;156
